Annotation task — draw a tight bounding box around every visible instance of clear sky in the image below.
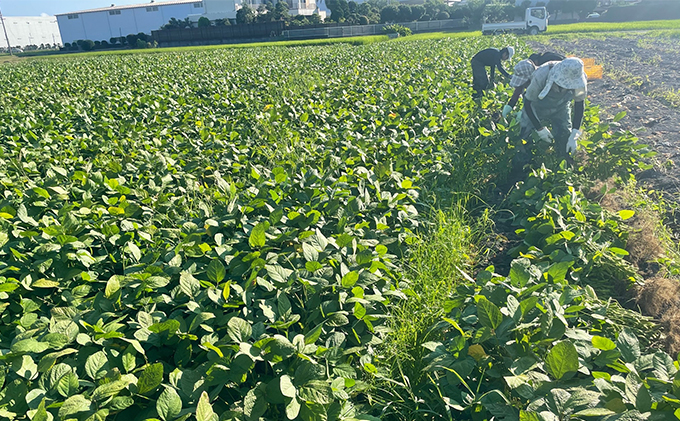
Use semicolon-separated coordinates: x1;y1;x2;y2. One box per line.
0;0;157;16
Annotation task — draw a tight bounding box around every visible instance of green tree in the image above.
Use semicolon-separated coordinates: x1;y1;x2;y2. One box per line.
482;2;514;23
547;0;564;20
198;16;212;27
357;2;380;22
577;0;599;19
424;0;446;18
411;5;426;21
272;1;290;20
327;0;350;22
381;4;400;22
289;16;307;26
397;4;412;21
256;4;272;22
81;40;95;51
308;13;323;24
125;34;138;46
450;4;470;20
466;0;488;26
236;4;256;24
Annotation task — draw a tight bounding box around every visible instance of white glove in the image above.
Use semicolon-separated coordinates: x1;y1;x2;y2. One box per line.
502;105;513;119
536;127;554;143
566;129;582;155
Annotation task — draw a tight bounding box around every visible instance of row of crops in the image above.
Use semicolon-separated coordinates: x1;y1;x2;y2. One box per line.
0;37;678;421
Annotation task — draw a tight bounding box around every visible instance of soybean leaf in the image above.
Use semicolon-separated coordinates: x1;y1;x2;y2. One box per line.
243;386;267;421
207;259;226;283
196;391;218;421
545;341;579;380
477;297;503;331
286;397;301;420
280;375;296;398
249;222;269;248
85;351;108;380
157;387;182;421
58;395;91;419
617;328;641;363
228;317;252;343
341;271;359;288
592;336;616;351
137;363;163;395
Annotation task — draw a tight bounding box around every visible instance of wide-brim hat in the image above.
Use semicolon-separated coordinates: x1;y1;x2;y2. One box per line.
538;57;587;100
510;59;536;88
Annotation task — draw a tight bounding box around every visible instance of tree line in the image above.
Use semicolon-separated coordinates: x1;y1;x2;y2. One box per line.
62;33;157;52
173;0;600;30
60;0;600;52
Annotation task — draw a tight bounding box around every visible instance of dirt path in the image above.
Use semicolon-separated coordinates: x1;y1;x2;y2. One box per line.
528;35;680;203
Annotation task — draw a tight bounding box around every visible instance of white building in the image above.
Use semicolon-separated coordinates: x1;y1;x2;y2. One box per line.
56;0;322;44
189;0;320;21
56;0;206;44
189;0;238;21
0;16;62;48
286;0;320;17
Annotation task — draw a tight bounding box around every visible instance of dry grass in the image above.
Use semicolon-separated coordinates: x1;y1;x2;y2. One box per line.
587;180;680;354
637;278;680;355
587;180;665;269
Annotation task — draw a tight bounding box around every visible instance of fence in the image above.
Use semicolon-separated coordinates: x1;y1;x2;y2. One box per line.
282;19;467;40
152;21;285;47
152;19;467;47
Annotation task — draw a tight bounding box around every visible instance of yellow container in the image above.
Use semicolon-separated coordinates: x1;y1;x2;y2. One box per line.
585;65;603;80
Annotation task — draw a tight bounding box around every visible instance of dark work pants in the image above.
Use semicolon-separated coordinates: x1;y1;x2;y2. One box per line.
519;102;572;159
471;59;489;96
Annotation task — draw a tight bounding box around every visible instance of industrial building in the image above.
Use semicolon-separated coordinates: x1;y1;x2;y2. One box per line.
0;15;62;48
56;0;321;45
56;0;206;44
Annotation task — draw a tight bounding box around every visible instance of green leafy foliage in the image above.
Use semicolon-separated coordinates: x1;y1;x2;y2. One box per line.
0;37;527;421
1;32;672;421
416;259;680;420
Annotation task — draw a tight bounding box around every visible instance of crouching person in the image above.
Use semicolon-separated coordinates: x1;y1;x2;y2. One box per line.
519;57;587;159
471;46;514;98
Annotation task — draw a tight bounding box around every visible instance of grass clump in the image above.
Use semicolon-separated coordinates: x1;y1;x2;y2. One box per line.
387;206;490;370
374;205;491;420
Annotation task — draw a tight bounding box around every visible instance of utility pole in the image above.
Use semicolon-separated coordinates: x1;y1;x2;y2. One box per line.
0;1;11;55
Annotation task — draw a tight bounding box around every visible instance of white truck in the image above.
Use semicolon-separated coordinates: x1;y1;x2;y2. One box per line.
482;7;548;36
